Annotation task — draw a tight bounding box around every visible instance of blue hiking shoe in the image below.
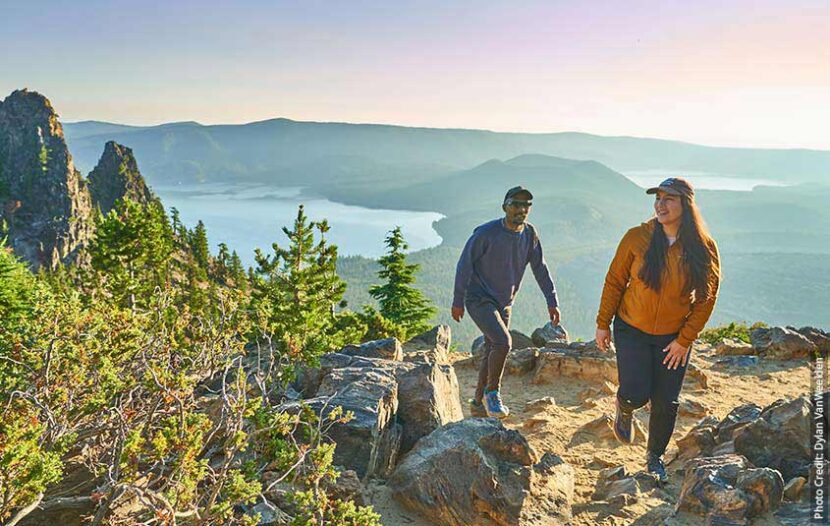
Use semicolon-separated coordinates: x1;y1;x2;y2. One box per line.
468;398;487;418
646;451;668;483
613;397;635;444
484;390;510;419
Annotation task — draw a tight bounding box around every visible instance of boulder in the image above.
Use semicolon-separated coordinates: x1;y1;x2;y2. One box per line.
677;454;784;521
403;324;451;353
737;468;785;516
325;469;366;506
394;361;464;454
676;420;719;461
340;338;403;361
782;477;806;502
567;339;614;354
291;347;464;473
717;404;763;442
471;330;535;357
505;348;540;375
795;326;830;355
532;348;618;385
750;326;816;359
733;397;811;480
390;419;574;526
714;339;755;356
531;322;569;347
293;352;354;397
403;325;452;364
593;466;659;501
293;366;402;479
679;397;710;418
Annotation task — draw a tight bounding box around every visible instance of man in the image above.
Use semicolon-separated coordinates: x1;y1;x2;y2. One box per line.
452;186;561;419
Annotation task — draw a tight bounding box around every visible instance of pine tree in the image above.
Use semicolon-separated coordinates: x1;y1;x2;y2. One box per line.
190;220;210;269
250;205;351;365
88;199;174;309
369;226;436;340
228;250;248;291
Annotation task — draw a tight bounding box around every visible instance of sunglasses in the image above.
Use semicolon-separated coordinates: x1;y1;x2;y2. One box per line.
506;200;532;208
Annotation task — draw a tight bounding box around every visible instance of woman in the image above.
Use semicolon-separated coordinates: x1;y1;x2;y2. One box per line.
595;177;720;482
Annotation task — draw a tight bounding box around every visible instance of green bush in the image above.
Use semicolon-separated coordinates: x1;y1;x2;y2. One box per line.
698;321;768;345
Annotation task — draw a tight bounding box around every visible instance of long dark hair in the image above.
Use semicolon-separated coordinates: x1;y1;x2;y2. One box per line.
638;194;717;300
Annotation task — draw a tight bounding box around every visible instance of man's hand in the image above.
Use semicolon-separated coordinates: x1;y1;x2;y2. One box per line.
451;306;464;322
595;328;612;352
548;306;561;326
662;339;690;369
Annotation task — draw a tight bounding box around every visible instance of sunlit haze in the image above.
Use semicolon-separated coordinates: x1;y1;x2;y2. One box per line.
2;0;828;148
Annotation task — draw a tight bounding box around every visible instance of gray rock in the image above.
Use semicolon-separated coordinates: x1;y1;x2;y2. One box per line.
795;326;830;355
679;397;710;418
567;339;615;354
0;89;95;270
532;347;618;385
750;326;816;359
676;416;721;461
471;330;535;357
394;361;464;454
717;404;763;442
293;352;354;397
403;324;451;353
88;141;155;215
294;366;402;479
677;454;784;521
340;337;403;361
402;325;452;364
505;347;540;375
715;356;759;367
714;338;755;356
733;396;811;480
531;322;569;347
736;468;785;516
325;469;366;506
784;477;807;502
390;419;574;526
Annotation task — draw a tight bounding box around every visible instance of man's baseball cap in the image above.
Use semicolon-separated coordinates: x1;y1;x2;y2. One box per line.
504;186;533;203
646;177;694;198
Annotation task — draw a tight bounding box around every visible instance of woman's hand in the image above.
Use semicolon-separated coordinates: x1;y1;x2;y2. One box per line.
662;339;690;369
595;328;611;352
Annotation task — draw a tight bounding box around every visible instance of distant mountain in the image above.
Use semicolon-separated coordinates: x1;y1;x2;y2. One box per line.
62;118;830;188
63;120;144;140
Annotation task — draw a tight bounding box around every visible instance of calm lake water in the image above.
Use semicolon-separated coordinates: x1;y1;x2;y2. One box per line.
154;183;444;267
622;170;788;191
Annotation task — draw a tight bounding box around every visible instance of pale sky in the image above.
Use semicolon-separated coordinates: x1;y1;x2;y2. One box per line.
2;0;828;149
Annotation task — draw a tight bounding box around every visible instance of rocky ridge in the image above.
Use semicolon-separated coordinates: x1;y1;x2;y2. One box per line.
0;89;154;270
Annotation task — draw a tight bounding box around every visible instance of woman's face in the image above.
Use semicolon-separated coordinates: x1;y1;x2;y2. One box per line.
654;190;683;228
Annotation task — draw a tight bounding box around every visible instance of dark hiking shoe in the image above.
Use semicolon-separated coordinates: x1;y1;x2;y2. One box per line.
468;398;487;418
613;398;635;444
484;390;510;419
646;451;668;483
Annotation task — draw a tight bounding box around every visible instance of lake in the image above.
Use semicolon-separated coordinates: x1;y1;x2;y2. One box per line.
622;170;788;191
154;183;444;267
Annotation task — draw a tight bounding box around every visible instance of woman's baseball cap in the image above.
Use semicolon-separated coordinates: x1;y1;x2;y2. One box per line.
646;177;694;198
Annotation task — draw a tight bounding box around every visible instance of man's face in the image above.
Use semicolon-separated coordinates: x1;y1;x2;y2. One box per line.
503;197;532;226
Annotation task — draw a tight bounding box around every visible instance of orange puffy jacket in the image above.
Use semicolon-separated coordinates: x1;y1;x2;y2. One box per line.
596;220;721;348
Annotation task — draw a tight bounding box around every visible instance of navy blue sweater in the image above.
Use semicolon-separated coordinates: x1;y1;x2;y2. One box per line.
452;219;558;309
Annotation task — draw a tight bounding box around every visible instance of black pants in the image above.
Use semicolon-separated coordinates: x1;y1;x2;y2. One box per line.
466;297;512;403
614;316;688;457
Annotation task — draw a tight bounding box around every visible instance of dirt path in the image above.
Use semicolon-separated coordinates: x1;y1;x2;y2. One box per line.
367;346;811;525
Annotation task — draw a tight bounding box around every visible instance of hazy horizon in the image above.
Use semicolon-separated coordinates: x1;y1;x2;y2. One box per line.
3;0;829;149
